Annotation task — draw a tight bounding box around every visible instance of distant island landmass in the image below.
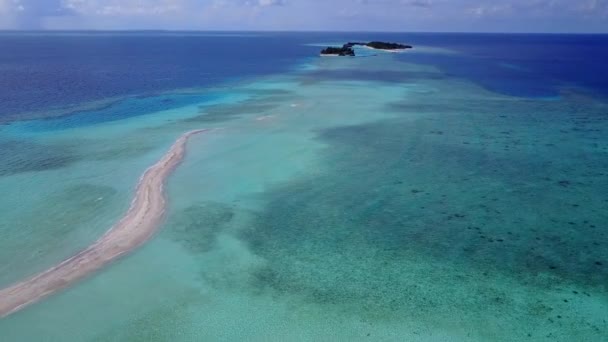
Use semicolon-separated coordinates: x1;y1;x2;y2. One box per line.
320;41;413;57
320;46;356;56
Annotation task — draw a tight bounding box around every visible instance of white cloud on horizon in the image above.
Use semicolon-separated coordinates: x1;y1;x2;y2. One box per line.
62;0;183;16
0;0;606;32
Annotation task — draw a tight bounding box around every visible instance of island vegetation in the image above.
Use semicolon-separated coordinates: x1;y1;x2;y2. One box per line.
320;41;412;57
320;46;356;56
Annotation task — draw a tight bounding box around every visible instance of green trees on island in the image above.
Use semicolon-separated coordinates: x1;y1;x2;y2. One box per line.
321;41;412;56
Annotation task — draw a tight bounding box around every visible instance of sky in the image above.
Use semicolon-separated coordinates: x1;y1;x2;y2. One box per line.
0;0;607;32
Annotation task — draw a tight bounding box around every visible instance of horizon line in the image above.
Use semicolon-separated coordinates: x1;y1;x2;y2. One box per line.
1;29;607;35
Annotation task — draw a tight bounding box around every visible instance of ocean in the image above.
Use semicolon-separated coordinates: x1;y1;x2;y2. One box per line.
0;32;606;341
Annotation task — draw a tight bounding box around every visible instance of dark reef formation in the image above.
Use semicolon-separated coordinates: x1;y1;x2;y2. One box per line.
321;41;412;57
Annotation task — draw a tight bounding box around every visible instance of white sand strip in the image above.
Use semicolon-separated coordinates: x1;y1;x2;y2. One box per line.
0;129;208;318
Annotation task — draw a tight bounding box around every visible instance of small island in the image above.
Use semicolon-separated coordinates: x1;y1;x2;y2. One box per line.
320;41;412;57
320;46;356;56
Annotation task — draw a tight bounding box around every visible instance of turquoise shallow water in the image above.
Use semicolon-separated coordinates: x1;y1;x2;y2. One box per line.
1;38;607;341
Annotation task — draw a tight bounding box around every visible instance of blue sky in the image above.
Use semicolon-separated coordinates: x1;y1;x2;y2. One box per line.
0;0;607;32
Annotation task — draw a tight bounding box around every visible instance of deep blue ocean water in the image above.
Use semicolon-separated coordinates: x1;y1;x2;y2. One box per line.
399;33;608;97
2;32;607;123
0;32;316;118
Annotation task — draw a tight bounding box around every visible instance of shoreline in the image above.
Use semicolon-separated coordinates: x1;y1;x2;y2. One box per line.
362;46;408;53
0;129;208;318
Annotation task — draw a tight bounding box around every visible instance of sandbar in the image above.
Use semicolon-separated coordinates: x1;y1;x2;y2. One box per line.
0;129;208;318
